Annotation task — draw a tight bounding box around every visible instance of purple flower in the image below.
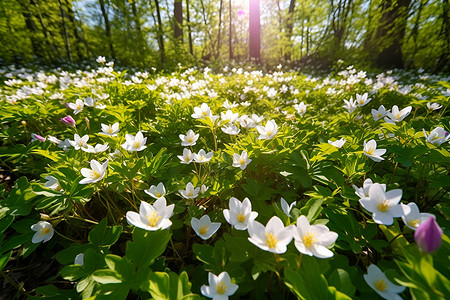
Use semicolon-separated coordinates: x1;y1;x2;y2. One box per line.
60;115;76;127
31;133;46;142
414;216;443;253
237;10;245;17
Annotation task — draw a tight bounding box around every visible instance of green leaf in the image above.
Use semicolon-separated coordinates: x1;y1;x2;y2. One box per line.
4;177;36;216
0;251;12;271
142;271;201;300
88;218;123;247
328;269;356;297
92;269;122;284
125;228;171;269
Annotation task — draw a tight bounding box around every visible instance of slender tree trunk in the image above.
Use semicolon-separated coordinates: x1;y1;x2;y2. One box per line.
65;0;88;59
98;0;115;58
436;0;450;71
185;0;193;55
374;0;411;68
31;0;61;58
284;0;296;62
154;0;165;66
229;0;233;60
174;0;183;40
17;0;44;59
58;0;72;61
215;0;223;59
249;0;260;62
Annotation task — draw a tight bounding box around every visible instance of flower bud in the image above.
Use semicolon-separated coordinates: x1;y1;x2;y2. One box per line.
414;216;443;253
60;115;76;127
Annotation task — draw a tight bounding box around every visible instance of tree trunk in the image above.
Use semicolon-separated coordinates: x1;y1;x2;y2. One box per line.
58;0;72;61
249;0;260;62
98;0;115;59
185;0;193;55
154;0;165;66
17;0;44;59
215;0;223;59
229;0;233;60
174;0;183;40
65;0;89;60
436;0;450;72
374;0;411;69
284;0;295;62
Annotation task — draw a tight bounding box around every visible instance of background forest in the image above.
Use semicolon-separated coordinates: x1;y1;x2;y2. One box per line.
0;0;449;72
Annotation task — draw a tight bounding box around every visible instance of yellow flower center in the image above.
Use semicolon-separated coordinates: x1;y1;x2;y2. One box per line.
431;135;440;141
395;113;400;120
302;232;317;248
365;147;374;155
155;192;162;198
377;113;382;118
199;155;205;161
408;219;420;228
240;158;246;165
134;141;141;149
108;126;113;133
202;111;208;116
199;224;209;235
146;211;161;227
377;201;389;212
92;171;101;179
237;212;246;223
266;232;278;249
42;228;51;235
266;130;272;136
374;279;388;291
216;281;227;294
187;137;193;143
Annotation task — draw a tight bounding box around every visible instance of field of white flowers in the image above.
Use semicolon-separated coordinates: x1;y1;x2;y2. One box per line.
0;59;449;299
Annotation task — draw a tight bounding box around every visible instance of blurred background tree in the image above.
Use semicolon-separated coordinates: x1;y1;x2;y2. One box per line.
0;0;449;71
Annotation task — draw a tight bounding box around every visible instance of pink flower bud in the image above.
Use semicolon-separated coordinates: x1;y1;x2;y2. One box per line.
60;115;76;127
414;216;443;253
31;133;46;142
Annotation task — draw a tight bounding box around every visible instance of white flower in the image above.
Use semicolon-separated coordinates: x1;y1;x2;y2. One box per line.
126;198;174;231
191;215;221;240
178;148;193;164
100;123;119;137
294;102;308;115
401;203;435;230
220;110;239;124
47;135;61;144
223;197;258;230
371;105;389;121
328;138;346;148
353;178;386;199
232;150;252;170
67;99;84;114
81;143;109;153
45;175;63;192
343;97;357;113
96;56;106;64
193;149;213;163
363;140;386;162
222;99;239;109
31;221;54;243
355;93;371;107
238;115;256;129
384;105;412;123
200;271;238;300
74;253;84;266
145;182;166;199
248;216;293;254
200;184;209;194
256;119;278;140
291;216;338;258
423;127;450;145
179;129;199;146
426;102;442;111
221;124;240;135
79;159;108;184
359;183;403;225
192;103;212;119
179;182;200;199
364;264;405;300
251;114;264;125
281;197;296;218
69;134;89;150
121;131;147;152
